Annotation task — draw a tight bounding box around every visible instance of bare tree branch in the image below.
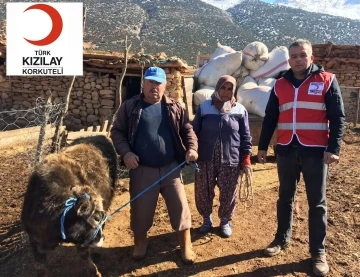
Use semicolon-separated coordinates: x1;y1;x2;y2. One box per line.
108;36;132;136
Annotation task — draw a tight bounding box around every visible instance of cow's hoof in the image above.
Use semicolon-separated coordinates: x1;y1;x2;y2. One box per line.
94;270;102;277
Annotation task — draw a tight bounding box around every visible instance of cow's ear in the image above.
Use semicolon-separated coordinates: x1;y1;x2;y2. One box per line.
76;198;93;217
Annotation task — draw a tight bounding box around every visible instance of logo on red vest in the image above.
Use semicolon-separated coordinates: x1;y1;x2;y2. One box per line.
308;82;324;95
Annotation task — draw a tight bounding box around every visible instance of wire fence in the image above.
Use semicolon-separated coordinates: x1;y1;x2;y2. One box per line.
0;97;66;263
0;98;65;131
0;97;66;170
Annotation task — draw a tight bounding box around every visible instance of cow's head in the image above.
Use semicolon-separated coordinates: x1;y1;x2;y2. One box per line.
64;185;107;247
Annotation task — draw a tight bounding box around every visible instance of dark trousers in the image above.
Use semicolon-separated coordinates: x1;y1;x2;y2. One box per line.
275;146;328;256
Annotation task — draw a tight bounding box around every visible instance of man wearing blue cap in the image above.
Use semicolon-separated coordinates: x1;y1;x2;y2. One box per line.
111;66;198;264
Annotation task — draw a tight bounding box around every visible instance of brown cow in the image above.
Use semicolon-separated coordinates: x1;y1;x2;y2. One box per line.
21;135;118;277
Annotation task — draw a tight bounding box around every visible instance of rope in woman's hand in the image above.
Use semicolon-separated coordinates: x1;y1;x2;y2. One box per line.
238;165;254;208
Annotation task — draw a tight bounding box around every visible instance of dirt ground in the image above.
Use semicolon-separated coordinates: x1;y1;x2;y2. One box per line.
0;126;359;277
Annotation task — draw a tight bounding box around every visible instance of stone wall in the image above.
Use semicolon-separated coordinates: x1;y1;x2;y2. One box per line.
0;64;184;130
340;87;360;124
312;43;360;123
164;67;184;104
313;43;360;87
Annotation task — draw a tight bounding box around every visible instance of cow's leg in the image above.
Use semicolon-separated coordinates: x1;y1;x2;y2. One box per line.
29;239;49;277
77;245;102;277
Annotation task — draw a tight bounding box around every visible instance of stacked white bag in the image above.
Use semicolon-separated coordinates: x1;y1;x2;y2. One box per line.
257;77;276;87
193;86;215;107
249;46;290;79
193;43;243;108
193;42;290;117
237;76;272;117
195;51;243;87
232;66;250;87
232;42;291;117
242;41;269;71
210;42;235;60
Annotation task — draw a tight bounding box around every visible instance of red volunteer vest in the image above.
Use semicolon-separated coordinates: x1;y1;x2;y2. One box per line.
274;72;334;147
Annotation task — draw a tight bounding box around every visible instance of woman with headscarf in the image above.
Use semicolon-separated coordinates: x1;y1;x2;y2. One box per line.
192;75;252;238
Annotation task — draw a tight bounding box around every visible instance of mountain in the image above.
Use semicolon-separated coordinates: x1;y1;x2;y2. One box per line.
228;0;360;49
200;0;360;20
0;0;256;64
127;0;255;62
0;0;360;65
274;0;360;20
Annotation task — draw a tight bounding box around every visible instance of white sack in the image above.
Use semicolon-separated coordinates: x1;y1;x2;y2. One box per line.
233;66;250;88
257;77;276;87
250;46;290;79
242;41;269;71
195;51;243;87
193;86;215;106
239;76;258;90
210;42;235;60
236;76;272;117
232;65;249;79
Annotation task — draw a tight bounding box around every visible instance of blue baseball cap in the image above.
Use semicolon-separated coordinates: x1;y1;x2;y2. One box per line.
144;67;167;83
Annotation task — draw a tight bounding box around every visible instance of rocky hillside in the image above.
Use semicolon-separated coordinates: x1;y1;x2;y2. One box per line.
0;0;360;64
228;0;360;49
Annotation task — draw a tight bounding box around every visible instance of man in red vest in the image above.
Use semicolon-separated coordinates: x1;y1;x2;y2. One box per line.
257;39;345;276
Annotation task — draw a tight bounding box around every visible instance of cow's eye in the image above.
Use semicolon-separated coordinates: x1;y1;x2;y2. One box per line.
92;212;102;222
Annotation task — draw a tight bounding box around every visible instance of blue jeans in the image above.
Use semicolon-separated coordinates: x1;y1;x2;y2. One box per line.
275;146;328;256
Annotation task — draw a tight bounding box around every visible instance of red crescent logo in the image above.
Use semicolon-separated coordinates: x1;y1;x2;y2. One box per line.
23;4;63;46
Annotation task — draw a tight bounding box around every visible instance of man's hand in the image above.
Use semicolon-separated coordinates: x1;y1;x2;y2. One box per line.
323;152;339;164
186;149;198;163
123;152;139;169
257;150;267;164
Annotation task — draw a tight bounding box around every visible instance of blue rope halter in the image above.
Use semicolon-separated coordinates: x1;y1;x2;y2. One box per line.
60;193;90;240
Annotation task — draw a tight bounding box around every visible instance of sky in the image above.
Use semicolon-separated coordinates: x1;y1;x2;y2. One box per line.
261;0;275;3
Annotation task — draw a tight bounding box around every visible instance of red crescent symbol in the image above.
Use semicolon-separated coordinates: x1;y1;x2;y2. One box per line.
23;4;63;46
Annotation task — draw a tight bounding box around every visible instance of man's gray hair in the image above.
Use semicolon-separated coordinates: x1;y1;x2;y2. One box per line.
289;39;312;51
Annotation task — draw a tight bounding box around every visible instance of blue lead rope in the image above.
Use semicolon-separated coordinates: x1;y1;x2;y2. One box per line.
83;161;200;245
60;161;199;244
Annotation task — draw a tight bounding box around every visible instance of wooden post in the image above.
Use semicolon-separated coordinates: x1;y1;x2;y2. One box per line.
100;120;108;132
35;95;52;164
181;75;190;121
50;76;76;152
196;51;200;68
50;5;87;152
108;36;132;136
115;36;131;111
354;88;360;127
115;75;120;110
83;5;87;30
